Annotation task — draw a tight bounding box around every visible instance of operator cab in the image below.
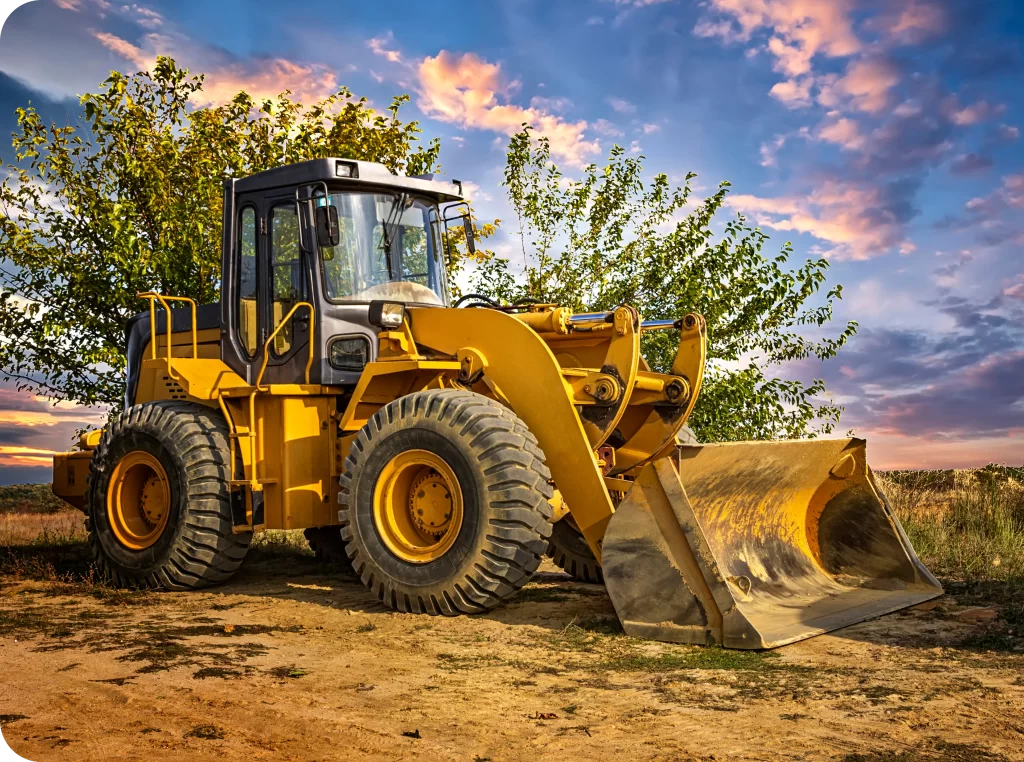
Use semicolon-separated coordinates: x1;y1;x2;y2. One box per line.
219;158;472;388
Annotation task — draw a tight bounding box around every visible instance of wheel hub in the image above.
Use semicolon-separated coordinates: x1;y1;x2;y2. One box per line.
107;450;171;551
409;471;453;538
373;449;464;564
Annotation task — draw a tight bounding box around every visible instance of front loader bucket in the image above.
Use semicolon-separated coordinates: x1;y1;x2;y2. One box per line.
602;439;942;649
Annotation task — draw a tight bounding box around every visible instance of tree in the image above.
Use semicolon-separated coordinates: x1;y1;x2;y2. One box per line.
471;127;857;442
0;57;442;410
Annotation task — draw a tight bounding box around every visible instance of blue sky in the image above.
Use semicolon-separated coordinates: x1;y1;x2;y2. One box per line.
0;0;1022;481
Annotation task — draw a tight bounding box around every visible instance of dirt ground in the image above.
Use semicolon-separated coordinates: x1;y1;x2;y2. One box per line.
2;525;1023;762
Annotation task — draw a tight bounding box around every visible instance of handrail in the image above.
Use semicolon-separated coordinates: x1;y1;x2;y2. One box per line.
137;292;198;379
254;301;315;390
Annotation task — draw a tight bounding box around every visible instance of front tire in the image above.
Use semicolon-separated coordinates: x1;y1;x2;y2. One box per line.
86;401;250;589
339;390;553;615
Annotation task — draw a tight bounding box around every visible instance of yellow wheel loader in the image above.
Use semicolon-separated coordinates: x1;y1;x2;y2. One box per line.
51;158;941;649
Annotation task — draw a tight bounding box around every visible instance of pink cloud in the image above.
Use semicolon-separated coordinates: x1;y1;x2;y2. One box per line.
695;0;861;95
1004;275;1024;300
817;116;864;150
769;76;812;107
91;31;338;107
416;51;600;167
93;31;151;69
367;33;402;63
818;57;902;113
879;1;946;45
726;180;914;260
943;97;1007;126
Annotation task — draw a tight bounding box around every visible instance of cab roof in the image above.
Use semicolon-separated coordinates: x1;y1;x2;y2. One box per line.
231;158;465;201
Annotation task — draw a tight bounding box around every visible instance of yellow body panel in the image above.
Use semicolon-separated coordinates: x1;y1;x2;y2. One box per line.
51;450;92;510
250;394;337;529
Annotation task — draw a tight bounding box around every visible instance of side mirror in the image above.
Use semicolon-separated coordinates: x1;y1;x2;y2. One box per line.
463;215;476;254
315;205;340;248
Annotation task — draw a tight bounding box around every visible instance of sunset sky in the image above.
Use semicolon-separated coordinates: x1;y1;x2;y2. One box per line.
0;0;1022;484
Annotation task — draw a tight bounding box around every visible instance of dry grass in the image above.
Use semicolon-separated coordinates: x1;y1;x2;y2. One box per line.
879;466;1024;581
0;509;86;548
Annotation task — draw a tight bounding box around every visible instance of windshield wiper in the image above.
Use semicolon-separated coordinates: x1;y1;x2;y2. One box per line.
377;192;407;280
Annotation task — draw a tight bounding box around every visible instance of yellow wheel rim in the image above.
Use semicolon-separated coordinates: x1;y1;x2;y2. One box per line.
373;449;464;564
107;451;171;551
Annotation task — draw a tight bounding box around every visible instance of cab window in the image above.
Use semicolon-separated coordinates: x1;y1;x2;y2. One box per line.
269;204;305;355
237;206;258;357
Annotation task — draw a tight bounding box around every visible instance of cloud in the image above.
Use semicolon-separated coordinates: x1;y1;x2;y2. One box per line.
529;95;573;114
769;76;812;107
641;122;661;134
942;96;1006;126
93;30;150;68
416;51;600;167
996;124;1020;142
607;97;636;114
91;31;339;107
726;178;919;260
759;134;786;166
817;116;864;150
367;33;402;63
948;173;1024;234
949;152;993;175
876;1;946;45
457;180;492;203
119;3;163;29
694;0;861;94
799;287;1024;447
1004;275;1024;301
593;118;624;137
818;56;902;114
933;249;974;289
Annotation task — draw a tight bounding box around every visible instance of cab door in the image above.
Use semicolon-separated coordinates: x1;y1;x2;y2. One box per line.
260;194;312;386
223;192;312;386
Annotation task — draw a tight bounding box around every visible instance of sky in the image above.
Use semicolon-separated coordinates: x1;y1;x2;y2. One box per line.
0;0;1021;483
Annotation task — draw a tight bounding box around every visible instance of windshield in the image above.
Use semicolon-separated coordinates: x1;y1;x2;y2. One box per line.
318;191;448;305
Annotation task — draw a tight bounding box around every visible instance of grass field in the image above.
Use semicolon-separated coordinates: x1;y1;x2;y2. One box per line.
880;466;1024;643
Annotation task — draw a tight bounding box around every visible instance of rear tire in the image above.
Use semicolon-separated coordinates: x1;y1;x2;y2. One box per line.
86;401;250;590
338;389;553;615
547;518;603;583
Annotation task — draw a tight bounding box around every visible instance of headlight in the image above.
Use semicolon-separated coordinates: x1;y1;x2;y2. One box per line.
329;336;370;371
368;300;406;329
335;161;358;178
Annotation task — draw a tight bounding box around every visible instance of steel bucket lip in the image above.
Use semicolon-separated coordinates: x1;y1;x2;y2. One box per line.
604;440;945;650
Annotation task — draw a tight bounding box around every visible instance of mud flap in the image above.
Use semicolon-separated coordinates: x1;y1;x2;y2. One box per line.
602;439;942;649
